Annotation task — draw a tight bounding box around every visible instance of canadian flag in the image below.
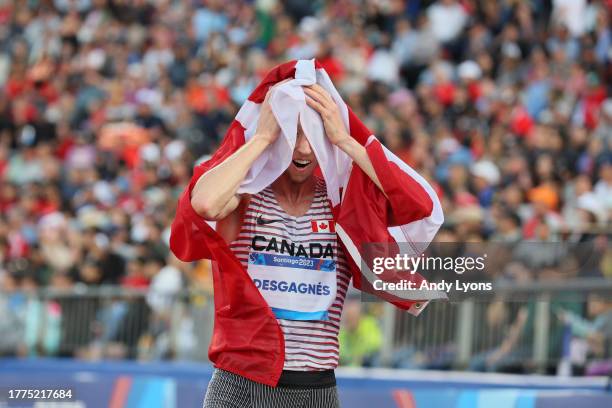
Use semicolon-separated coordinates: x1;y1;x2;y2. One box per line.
169;59;444;388
311;220;335;233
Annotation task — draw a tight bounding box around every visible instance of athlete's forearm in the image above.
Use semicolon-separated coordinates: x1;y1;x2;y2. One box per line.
191;136;271;220
336;137;388;199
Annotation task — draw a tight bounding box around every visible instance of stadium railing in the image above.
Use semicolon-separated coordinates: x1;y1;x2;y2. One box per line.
0;279;611;375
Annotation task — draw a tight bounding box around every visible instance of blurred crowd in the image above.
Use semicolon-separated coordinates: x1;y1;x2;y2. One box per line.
0;0;611;370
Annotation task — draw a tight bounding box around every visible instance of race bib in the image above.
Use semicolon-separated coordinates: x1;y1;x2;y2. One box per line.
247;252;337;320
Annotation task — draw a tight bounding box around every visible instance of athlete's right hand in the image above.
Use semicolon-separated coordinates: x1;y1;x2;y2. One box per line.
255;79;290;144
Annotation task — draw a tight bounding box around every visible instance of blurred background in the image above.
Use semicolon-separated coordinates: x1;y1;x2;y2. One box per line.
0;0;611;406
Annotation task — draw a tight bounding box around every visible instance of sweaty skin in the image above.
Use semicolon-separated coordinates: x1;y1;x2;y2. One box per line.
190;82;386;244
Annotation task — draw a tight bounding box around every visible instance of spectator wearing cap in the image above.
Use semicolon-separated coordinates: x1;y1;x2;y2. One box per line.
471;160;500;208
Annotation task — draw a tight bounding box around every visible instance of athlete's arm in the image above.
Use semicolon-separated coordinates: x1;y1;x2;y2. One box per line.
304;84;388;198
191;90;281;220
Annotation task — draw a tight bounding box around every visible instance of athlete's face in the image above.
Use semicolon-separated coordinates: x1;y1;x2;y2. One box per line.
286;125;318;184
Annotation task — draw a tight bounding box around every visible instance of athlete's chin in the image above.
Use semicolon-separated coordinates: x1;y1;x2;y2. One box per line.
287;168;315;184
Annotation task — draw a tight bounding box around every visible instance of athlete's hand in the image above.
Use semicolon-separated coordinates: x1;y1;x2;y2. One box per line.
255;79;290;145
304;84;351;147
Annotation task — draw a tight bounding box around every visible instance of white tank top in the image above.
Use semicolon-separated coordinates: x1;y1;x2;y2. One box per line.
229;178;351;371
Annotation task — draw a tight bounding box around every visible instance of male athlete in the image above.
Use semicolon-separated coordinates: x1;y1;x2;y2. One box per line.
170;60;443;408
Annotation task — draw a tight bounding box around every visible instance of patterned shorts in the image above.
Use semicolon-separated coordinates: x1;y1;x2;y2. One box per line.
203;369;341;408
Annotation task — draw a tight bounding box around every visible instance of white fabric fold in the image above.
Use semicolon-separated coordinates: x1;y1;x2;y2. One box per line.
236;59;352;206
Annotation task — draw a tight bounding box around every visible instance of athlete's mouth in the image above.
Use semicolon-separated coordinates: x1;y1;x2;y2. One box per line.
292;159;311;169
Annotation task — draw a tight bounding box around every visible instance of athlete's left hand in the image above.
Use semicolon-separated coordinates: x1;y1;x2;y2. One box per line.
304;84;351;147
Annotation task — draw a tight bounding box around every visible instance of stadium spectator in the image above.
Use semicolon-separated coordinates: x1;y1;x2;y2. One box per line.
339;301;383;367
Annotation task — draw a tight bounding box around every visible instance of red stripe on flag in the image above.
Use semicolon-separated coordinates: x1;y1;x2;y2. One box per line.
311;220;319;232
348;106;373;145
249;60;297;103
248;59;325;103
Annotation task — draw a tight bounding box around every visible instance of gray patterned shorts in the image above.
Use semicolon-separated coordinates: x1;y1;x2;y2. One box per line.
203;368;341;408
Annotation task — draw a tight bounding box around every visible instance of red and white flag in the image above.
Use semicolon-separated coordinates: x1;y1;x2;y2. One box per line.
169;59;444;387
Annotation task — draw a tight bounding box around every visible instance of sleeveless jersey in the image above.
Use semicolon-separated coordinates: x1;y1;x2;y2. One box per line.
229;178;351;370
